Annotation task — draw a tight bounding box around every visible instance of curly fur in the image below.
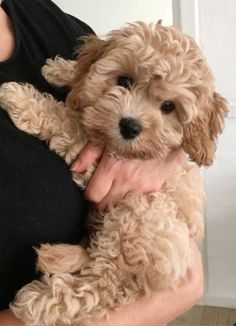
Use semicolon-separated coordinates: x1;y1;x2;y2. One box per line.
0;21;227;326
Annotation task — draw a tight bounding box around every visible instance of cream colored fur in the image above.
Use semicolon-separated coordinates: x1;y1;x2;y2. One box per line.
0;22;227;326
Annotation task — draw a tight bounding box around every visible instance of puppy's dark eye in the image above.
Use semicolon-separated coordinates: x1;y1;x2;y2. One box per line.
117;75;133;90
160;100;176;114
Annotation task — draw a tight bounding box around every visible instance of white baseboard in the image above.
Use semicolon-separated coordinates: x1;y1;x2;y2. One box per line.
198;295;236;309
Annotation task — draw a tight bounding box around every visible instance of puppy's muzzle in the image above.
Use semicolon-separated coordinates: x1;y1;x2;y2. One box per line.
119;118;142;140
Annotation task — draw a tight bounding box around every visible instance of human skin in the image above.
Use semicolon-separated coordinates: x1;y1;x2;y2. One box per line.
0;2;15;61
0;4;203;325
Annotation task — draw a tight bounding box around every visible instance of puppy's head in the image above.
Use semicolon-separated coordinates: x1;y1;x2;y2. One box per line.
68;22;227;165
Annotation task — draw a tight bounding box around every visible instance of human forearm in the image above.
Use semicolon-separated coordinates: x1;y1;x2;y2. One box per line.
92;291;175;326
0;309;24;326
92;288;201;326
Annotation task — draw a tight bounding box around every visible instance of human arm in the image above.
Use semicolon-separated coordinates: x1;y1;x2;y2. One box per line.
0;309;24;326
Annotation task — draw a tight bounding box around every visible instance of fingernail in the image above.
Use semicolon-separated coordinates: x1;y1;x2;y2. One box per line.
71;159;80;172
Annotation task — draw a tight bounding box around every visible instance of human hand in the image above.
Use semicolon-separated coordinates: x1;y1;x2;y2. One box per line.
71;142;186;209
0;309;24;326
92;238;203;326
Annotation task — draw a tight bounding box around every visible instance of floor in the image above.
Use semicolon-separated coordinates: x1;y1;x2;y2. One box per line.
169;306;236;326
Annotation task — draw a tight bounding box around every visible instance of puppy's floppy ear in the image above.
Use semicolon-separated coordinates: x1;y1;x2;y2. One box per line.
75;35;108;77
182;92;228;166
67;35;108;110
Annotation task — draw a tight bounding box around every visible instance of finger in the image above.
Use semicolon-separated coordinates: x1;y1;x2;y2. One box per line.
98;180;130;210
176;147;187;164
71;142;104;172
84;155;118;204
166;147;187;165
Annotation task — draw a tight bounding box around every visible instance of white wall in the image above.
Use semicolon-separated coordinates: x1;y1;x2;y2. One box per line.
203;119;236;308
176;0;236;308
199;0;236;308
53;0;173;35
198;0;236;117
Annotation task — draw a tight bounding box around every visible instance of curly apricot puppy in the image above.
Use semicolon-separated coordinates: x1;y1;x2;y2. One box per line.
0;22;227;326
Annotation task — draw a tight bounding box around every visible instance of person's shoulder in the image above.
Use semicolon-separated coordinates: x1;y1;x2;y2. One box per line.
4;0;94;36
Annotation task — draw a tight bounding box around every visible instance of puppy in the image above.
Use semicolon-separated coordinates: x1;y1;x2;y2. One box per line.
0;21;227;326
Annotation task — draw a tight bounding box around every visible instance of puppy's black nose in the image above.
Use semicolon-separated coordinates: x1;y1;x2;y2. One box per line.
119;118;142;140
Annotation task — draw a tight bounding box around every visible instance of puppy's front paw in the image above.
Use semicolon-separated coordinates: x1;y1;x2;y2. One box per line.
0;81;40;115
11;274;84;326
0;82;56;136
0;82;24;112
0;82;44;136
42;56;76;87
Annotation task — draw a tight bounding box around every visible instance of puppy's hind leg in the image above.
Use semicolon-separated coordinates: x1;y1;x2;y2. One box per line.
42;56;77;87
11;274;86;326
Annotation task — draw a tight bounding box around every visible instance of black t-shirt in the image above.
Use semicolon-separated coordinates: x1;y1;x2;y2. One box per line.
0;0;93;310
